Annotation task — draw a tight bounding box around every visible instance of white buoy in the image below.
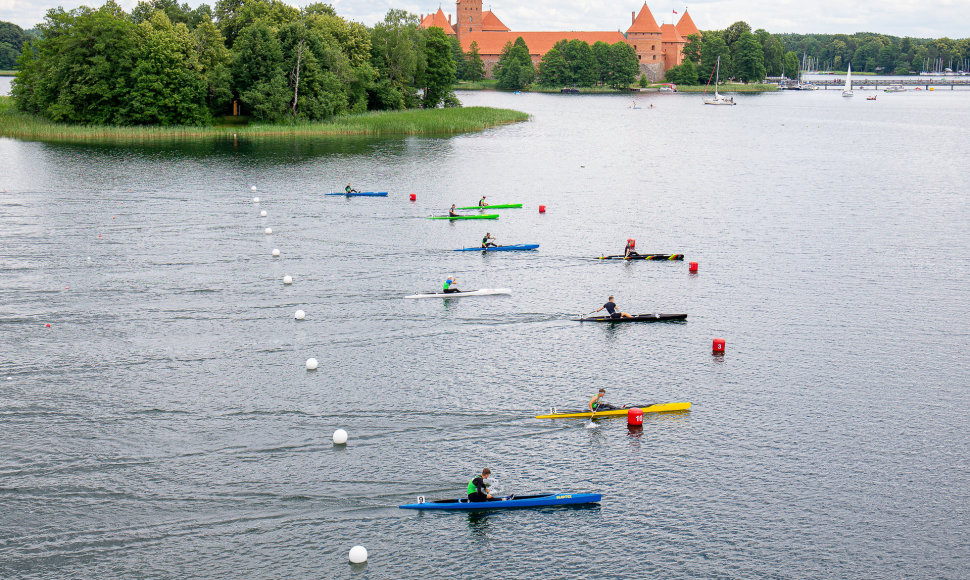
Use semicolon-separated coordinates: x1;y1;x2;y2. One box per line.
272;249;280;257
251;186;257;191
348;545;367;563
306;358;318;370
260;210;267;217
264;227;272;235
283;275;293;285
294;310;305;320
253;197;260;203
333;429;348;445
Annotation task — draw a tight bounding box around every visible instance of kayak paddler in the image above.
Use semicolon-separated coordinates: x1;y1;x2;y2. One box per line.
478;196;488;208
443;276;460;294
623;240;639;259
593;296;632;319
481;232;497;248
589;388;618;412
345;183;359;194
449;204;458;217
467;468;493;502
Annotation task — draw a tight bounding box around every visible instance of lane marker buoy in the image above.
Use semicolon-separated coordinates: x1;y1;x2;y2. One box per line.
306;358;318;370
333;429;348;445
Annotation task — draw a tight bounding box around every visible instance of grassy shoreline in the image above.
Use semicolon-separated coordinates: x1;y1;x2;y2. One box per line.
0;97;529;143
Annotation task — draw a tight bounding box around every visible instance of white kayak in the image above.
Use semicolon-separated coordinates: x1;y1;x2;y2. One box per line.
405;288;511;299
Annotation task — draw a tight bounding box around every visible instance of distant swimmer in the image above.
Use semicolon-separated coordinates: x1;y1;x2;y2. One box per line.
481;232;497;248
345;183;359;194
593;295;632;319
467;468;494;502
478;196;488;207
443;276;460;293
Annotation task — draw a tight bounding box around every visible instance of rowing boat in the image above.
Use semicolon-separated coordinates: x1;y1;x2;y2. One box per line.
405;288;511;299
456;204;523;210
428;214;499;220
399;493;601;510
453;244;539;252
597;254;684;260
576;313;686;322
536;402;691;419
325;192;388;197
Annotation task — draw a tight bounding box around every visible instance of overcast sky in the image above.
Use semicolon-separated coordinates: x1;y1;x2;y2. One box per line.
2;0;968;38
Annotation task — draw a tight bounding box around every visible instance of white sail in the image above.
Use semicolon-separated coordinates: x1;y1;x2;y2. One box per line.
842;63;854;97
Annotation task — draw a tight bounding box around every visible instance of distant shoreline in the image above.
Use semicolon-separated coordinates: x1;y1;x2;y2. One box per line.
457;80;779;94
0;97;530;144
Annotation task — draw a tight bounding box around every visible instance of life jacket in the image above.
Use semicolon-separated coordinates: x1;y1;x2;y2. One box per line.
467;477;481;495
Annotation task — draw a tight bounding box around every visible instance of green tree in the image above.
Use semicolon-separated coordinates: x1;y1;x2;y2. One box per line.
0;21;28;67
756;29;784;76
232;22;289;120
591;40;611;84
192;19;233;115
537;40;568;85
494;37;534;90
699;32;730;84
368;9;424;109
132;0;212;30
462;41;485;81
422;26;456;107
682;33;701;64
664;60;697;85
637;73;648;87
783;51;800;80
722;21;751;49
732;31;766;82
606;41;639;89
562;39;596;86
215;0;298;48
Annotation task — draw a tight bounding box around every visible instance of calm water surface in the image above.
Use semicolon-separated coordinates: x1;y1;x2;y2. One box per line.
1;89;968;578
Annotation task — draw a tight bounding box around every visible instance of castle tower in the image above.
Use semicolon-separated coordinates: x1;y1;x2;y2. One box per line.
626;3;663;81
456;0;483;44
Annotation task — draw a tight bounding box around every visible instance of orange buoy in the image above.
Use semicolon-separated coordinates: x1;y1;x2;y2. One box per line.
627;407;643;426
539;205;546;213
689;261;698;273
713;338;725;353
45;323;51;328
409;194;416;201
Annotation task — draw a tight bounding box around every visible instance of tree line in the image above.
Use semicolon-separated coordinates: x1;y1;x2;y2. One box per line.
11;0;458;126
0;21;34;69
777;33;970;74
665;22;794;86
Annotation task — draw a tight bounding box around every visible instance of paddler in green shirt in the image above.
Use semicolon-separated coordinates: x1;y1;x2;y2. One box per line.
589;389;617;413
443;275;460;294
467;468;493;502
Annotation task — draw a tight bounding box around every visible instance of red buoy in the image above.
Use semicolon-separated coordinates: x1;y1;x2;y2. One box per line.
713;338;725;353
45;323;51;328
689;261;698;273
627;407;643;426
409;193;416;201
539;205;546;213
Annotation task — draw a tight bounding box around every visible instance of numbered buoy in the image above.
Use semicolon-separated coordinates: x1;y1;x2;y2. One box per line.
713;338;725;353
283;275;293;285
260;210;267;217
409;194;416;201
333;429;348;444
348;545;367;563
627;407;643;426
294;310;305;320
306;357;318;370
272;249;280;257
264;227;272;235
689;261;698;273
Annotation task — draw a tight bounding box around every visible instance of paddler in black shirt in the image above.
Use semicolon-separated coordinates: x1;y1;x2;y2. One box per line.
481;232;497;248
449;204;458;217
623;240;639;259
478;196;488;207
593;295;632;319
467;468;493;502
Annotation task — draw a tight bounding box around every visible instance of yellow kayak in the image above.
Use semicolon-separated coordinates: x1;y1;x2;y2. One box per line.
535;402;691;419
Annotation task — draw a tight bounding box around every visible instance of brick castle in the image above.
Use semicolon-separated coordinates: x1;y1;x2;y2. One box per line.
419;2;701;81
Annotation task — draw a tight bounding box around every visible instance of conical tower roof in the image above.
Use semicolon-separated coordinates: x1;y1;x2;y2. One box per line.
627;3;661;34
676;10;700;37
661;23;684;43
419;8;456;35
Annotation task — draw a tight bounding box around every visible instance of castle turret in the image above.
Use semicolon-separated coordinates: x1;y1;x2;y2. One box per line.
626;3;663;80
456;0;483;43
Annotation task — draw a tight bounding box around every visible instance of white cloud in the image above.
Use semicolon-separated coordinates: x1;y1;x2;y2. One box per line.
1;0;968;37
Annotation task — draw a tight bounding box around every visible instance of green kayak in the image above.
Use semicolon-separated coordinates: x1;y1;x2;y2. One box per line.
428;214;499;220
456;204;523;210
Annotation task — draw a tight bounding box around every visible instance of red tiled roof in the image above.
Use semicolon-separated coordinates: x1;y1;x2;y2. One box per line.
460;31;628;56
419;8;455;35
661;24;684;43
675;11;700;38
481;10;509;32
627;3;661;34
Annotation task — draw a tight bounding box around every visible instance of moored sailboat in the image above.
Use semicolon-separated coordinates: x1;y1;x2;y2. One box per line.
842;63;854;97
704;56;736;106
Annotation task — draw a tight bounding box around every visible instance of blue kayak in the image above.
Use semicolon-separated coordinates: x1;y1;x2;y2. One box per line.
325;192;388;197
399;493;600;510
453;244;539;252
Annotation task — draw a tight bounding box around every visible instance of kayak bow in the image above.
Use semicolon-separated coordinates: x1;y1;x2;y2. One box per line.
453;244;539;252
576;313;687;322
428;214;499;220
536;402;691;419
399;492;601;510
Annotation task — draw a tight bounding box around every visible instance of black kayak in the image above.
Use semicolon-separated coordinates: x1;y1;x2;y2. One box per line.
576;313;687;322
598;254;684;261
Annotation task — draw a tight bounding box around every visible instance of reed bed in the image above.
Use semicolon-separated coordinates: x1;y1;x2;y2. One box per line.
0;99;529;144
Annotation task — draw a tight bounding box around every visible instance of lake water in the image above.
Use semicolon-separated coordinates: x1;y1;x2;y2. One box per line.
1;89;968;578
